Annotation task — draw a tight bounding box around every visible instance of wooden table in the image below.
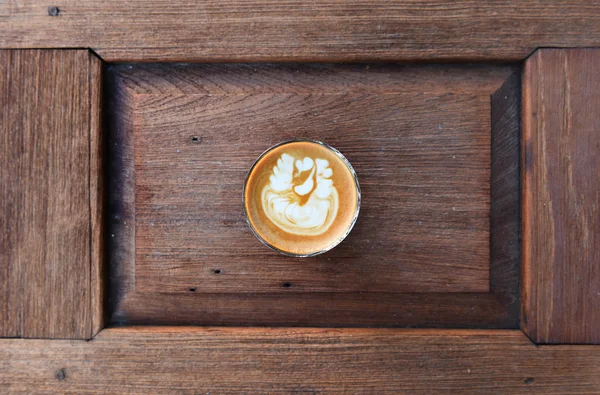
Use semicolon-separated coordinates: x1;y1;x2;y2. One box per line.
1;2;599;393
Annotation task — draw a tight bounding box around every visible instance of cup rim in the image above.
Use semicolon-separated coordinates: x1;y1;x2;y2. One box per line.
242;139;361;258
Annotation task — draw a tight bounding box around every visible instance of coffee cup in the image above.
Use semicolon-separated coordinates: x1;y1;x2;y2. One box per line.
243;140;360;257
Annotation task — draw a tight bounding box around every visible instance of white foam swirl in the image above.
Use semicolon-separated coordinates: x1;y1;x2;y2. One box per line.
262;153;339;235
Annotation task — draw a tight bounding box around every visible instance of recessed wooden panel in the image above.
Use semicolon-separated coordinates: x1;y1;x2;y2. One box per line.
134;92;490;294
130;65;493;294
522;49;600;344
107;63;520;327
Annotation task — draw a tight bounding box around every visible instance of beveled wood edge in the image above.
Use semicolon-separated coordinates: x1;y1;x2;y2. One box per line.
104;66;137;322
111;289;517;329
89;50;105;338
489;70;521;321
111;63;516;97
520;49;536;343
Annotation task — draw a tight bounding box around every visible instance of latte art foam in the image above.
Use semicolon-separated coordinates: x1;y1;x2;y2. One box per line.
262;153;339;235
244;140;360;256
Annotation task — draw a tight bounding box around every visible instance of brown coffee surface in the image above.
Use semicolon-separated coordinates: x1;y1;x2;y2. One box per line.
244;141;359;256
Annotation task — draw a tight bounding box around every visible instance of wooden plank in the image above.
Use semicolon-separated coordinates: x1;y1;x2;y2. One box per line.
89;53;104;337
522;49;600;344
0;50;94;339
1;328;600;393
0;51;21;337
1;1;600;62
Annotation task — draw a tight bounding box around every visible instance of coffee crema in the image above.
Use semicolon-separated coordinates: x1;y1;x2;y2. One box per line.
244;140;360;256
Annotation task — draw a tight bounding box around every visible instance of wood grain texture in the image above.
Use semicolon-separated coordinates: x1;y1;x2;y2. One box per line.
113;63;517;95
0;50;97;339
0;51;21;337
131;64;496;295
89;53;104;337
113;292;514;328
134;92;491;294
490;72;521;322
1;328;600;393
522;49;600;344
1;1;600;62
104;69;137;326
107;64;521;328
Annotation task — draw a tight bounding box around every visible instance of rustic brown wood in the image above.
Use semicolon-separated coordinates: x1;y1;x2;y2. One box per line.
107;64;520;328
0;50;98;339
104;69;137;325
1;328;600;393
113;63;518;95
522;49;600;344
1;1;600;62
0;51;21;337
490;72;521;321
134;93;491;294
131;64;498;294
114;292;514;328
89;53;104;337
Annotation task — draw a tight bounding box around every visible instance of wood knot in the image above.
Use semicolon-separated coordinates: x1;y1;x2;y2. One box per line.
55;368;67;381
48;6;60;16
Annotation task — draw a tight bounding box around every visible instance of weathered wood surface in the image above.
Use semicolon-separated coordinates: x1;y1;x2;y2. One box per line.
90;53;105;337
1;1;600;62
0;51;20;337
113;291;515;328
128;64;499;294
0;50;101;339
490;72;521;322
107;64;520;328
522;49;600;344
1;328;600;393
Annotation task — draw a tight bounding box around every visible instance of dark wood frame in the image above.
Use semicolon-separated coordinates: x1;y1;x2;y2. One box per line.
1;2;599;392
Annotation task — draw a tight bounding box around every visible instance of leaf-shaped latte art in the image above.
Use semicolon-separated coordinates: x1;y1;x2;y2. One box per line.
262;153;339;236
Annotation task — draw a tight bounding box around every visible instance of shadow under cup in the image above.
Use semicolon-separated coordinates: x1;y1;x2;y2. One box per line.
243;140;361;257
